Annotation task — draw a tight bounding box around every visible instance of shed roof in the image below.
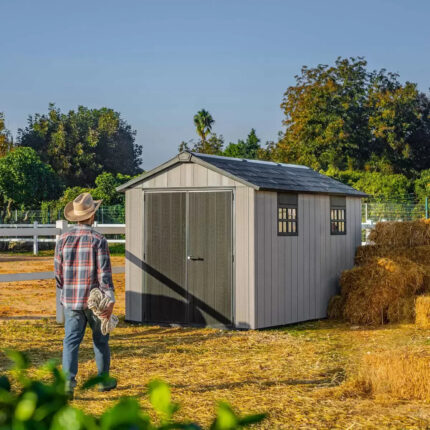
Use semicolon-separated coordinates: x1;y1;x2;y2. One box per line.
117;151;368;197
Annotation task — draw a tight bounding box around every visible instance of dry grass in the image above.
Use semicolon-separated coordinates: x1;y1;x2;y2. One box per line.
358;349;430;401
415;295;430;328
340;257;425;325
1;256;430;428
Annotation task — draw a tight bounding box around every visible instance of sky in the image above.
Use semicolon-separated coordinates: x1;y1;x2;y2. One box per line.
1;0;430;170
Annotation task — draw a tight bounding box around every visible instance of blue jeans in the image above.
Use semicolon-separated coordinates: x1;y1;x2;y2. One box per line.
62;307;110;387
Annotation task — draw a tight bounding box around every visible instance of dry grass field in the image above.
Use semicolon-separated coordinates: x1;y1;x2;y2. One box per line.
1;255;430;429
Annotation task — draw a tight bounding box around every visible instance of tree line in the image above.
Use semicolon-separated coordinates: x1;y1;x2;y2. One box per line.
1;56;430;215
0;105;143;217
179;57;430;203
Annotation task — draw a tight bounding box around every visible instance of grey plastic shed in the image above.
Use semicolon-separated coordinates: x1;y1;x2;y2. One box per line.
117;151;366;329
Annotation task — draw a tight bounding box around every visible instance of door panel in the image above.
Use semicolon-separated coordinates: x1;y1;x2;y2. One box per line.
187;192;233;326
144;192;187;323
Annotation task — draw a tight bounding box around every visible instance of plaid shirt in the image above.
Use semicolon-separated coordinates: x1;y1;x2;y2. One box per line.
54;224;115;310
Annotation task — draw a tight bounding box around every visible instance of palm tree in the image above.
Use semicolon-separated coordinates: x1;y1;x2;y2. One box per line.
193;109;214;143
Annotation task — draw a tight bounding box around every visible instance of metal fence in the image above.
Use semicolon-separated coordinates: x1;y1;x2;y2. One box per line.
0;205;125;224
362;198;428;223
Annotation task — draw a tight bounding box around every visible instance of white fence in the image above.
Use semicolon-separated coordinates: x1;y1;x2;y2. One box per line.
0;220;125;255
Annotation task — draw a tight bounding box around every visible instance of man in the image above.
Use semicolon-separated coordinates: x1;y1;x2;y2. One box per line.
55;192;117;398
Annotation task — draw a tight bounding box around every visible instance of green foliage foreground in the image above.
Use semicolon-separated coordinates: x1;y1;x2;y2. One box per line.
0;351;266;430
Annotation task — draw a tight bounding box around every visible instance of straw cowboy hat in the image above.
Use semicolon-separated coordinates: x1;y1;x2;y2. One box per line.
64;193;102;222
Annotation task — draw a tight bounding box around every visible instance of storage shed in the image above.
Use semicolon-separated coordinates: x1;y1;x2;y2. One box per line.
117;151;367;329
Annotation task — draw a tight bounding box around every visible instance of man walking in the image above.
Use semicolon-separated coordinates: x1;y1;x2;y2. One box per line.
55;192;117;398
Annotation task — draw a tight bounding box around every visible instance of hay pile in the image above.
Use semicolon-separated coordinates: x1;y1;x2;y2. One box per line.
329;219;430;325
415;295;430;328
358;349;430;400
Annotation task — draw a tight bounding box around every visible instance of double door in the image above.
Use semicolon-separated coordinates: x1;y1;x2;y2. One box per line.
143;191;233;326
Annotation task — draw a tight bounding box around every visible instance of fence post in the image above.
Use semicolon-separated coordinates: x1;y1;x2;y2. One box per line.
55;219;68;324
426;197;429;219
33;221;38;256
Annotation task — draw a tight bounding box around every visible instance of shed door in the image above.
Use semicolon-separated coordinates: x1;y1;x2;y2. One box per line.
144;192;187;323
187;192;233;326
144;191;233;326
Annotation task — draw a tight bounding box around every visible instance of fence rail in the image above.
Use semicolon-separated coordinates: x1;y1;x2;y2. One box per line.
0;221;125;255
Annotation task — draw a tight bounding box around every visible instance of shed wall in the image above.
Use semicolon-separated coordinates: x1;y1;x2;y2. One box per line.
125;162;256;328
125;187;144;322
254;192;361;328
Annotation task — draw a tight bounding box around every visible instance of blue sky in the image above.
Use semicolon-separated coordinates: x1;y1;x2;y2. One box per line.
1;0;429;169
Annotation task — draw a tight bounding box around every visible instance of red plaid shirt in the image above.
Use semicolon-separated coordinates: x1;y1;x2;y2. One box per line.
54;224;115;310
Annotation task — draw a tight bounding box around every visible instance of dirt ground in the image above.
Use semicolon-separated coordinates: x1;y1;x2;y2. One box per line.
0;256;430;429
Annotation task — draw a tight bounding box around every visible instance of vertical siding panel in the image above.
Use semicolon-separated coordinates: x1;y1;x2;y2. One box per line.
256;192;266;327
193;164;209;187
248;189;256;328
271;194;279;326
297;195;305;321
154;172;168;188
309;197;316;319
234;187;250;328
125;188;144;322
264;193;272;327
208;170;222;186
167;167;181;187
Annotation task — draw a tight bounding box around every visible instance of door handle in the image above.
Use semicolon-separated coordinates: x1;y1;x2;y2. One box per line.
188;256;204;261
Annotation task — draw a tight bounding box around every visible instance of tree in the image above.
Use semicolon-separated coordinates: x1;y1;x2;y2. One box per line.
193;109;214;143
224;128;261;159
18;104;143;187
0;112;13;157
276;57;430;175
190;133;224;155
0;147;62;209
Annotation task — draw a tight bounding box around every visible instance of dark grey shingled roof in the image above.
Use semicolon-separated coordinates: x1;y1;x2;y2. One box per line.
117;151;367;197
192;152;367;197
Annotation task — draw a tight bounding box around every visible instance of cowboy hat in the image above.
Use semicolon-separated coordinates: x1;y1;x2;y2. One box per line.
64;192;102;222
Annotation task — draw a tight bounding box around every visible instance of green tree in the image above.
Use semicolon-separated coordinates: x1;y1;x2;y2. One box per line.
276;57;430;175
190;133;224;155
223;128;261;159
18;104;143;187
0;112;13;157
0;147;62;209
193;109;214;143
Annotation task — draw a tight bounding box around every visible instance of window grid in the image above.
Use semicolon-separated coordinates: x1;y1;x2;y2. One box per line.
330;208;346;235
278;206;298;236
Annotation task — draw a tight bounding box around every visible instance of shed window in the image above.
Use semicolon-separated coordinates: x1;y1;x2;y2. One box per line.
278;193;298;236
330;196;346;235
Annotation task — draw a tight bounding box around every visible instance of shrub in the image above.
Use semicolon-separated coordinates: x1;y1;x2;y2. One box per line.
0;350;266;429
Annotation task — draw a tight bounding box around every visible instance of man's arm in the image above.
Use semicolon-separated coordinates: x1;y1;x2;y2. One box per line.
96;237;116;304
54;238;63;289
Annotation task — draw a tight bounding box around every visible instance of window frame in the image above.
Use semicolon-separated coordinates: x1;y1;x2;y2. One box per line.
330;196;346;235
277;193;298;236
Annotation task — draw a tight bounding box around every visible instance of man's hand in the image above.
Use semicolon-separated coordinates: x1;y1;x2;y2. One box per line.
100;302;115;319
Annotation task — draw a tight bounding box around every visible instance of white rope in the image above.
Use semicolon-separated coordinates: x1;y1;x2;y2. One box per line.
87;288;119;335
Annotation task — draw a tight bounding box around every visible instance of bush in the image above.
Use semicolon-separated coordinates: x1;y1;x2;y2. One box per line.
0;350;266;429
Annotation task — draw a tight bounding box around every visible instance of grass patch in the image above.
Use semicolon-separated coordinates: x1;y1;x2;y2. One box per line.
1;257;430;428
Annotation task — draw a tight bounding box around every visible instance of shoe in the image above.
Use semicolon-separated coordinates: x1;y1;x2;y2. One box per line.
98;377;117;392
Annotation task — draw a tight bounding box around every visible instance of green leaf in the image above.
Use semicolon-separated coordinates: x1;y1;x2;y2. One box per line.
50;406;97;430
148;380;175;418
4;350;29;370
211;403;237;430
100;397;149;429
0;375;10;392
14;392;37;421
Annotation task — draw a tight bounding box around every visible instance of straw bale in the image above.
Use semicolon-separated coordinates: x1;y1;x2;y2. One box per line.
358;349;430;400
327;295;344;320
368;219;430;247
415;295;430;328
340;257;425;325
386;296;415;323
